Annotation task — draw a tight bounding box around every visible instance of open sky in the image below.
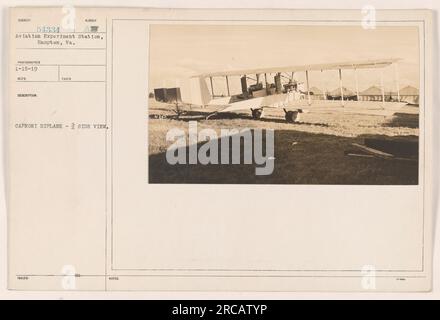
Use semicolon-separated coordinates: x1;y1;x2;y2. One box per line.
149;24;419;95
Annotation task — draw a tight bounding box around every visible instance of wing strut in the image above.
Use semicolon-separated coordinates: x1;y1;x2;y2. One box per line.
339;69;344;106
380;69;385;104
305;70;311;105
394;63;401;102
209;77;215;97
355;68;360;101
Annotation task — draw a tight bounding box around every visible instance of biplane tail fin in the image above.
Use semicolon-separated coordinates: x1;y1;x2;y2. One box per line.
187;76;211;107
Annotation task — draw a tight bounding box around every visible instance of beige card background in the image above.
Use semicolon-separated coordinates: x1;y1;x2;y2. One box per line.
5;7;434;293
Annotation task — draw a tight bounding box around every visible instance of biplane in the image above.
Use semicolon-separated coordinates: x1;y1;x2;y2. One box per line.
154;58;407;123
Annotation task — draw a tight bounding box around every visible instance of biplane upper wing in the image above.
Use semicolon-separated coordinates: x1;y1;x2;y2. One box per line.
193;58;401;78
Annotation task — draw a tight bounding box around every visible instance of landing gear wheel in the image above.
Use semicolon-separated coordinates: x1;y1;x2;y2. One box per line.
285;110;299;123
251;108;263;120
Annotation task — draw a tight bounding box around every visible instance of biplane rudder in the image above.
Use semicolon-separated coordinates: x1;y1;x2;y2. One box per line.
186;76;211;107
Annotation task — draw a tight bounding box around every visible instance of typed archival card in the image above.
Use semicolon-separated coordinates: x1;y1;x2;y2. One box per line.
7;7;433;291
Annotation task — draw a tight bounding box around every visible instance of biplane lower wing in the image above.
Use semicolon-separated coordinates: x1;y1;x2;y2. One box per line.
216;99;407;117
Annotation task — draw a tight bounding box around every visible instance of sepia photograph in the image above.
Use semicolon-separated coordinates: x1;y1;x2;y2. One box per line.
148;24;420;184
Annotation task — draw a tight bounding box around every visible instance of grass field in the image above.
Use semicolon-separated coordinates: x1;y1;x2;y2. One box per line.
148;100;419;184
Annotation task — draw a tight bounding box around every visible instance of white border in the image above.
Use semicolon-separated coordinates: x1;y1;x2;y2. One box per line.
0;0;438;299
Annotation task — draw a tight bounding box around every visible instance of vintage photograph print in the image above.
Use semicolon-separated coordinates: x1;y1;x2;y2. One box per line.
148;25;420;184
